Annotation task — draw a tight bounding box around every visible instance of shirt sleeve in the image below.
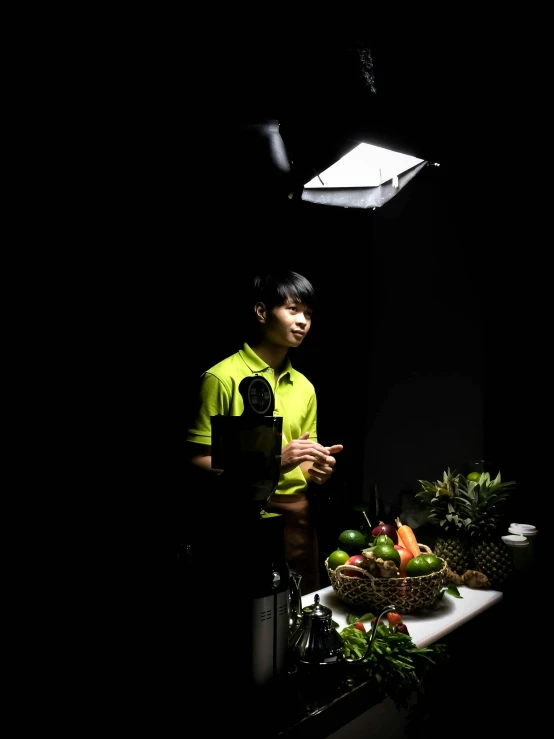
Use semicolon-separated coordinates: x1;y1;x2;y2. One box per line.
186;372;231;445
304;389;318;444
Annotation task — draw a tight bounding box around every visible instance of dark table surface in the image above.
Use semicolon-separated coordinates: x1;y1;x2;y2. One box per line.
246;578;545;739
133;549;544;738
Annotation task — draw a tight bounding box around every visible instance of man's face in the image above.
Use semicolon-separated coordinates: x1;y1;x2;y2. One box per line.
264;297;313;348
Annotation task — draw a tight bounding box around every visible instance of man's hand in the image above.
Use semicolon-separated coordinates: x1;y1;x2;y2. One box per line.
307;443;344;485
280;432;331;475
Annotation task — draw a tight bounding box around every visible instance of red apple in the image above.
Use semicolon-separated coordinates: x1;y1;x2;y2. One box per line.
344;554;365;577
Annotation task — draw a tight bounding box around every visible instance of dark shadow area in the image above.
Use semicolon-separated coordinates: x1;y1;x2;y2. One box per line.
104;34;548;738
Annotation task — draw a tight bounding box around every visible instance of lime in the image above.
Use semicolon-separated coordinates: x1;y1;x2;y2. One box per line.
422;553;443;572
328;549;350;570
338;529;366;554
374;534;394;548
373;543;400;567
406;555;433;577
467;471;482;482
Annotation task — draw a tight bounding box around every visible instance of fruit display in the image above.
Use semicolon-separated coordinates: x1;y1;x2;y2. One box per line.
326;520;448;613
332;521;443;582
416;468;517;589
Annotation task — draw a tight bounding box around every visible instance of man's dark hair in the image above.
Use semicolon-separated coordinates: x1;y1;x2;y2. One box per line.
252;270;316;312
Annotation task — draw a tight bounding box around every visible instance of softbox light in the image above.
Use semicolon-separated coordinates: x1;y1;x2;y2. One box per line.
301;142;431;209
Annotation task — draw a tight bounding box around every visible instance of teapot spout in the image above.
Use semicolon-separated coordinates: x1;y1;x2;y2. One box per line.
364;605;397;658
347;604;397;663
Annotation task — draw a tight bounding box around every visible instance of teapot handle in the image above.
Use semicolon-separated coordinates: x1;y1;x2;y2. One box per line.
288;567;303;632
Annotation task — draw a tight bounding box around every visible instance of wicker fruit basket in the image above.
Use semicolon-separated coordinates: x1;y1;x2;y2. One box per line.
325;544;448;614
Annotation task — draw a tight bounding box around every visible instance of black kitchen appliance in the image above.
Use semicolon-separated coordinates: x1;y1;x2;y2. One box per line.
211;376;299;691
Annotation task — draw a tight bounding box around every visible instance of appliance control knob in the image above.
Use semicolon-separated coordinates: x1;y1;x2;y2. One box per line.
272;571;281;588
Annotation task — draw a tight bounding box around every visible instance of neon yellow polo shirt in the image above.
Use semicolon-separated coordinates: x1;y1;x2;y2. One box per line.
187;343;318;495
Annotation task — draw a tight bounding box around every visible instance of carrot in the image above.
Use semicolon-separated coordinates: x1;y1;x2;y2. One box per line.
396;524;413;551
394;517;421;558
396;527;409;550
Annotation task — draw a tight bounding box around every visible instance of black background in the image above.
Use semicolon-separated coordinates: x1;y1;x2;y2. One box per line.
119;36;548;560
96;33;549;734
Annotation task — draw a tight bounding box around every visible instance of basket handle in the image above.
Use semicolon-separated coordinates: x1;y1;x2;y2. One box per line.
335;564;374;580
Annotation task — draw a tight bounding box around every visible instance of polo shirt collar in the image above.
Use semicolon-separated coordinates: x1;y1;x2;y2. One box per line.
239;343;295;381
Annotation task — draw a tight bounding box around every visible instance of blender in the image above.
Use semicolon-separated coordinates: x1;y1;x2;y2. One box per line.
210;375;300;690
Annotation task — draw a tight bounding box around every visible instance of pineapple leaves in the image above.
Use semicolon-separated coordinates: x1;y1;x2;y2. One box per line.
416;468;516;537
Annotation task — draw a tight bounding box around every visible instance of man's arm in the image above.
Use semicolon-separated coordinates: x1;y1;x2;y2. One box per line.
280;432;331;475
188;442;223;474
302;443;344;485
189;435;334;478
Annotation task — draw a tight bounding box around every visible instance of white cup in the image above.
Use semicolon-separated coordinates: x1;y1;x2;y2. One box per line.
508;522;537;547
502;534;530;573
508;523;538;567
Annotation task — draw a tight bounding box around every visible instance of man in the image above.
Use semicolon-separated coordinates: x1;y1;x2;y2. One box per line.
186;270;343;593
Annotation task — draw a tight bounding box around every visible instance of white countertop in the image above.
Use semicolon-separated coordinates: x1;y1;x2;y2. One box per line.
301;584;503;648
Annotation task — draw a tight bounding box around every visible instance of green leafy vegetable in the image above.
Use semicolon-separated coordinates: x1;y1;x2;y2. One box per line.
444;586;462;598
346;612;375;625
338;616;449;710
437;584;462;601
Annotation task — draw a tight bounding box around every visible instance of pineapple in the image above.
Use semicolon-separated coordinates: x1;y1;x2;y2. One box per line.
415;469;472;575
457;472;517;590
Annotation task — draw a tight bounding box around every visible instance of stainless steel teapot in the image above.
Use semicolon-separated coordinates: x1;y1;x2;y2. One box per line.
289;593;345;665
289;582;397;668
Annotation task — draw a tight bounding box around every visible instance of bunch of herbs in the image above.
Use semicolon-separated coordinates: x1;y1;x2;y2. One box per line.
337;613;449;710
